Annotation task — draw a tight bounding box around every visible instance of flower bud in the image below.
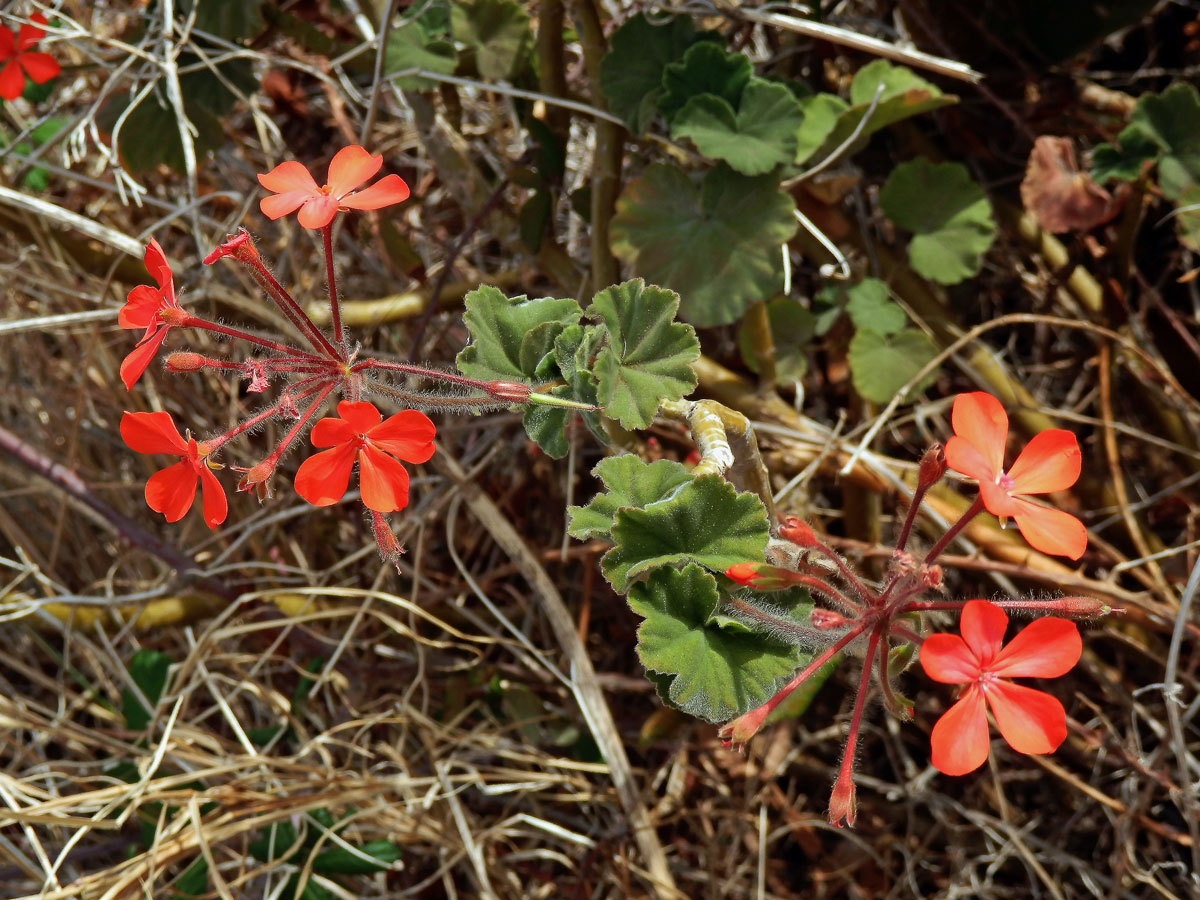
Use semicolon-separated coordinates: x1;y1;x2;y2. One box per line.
918;443;947;489
828;770;857;828
810;608;849;630
236;460;274;500
203;228;258;266
165;351;206;372
159;307;190;327
778;515;817;548
487;380;532;403
725;562;800;591
371;511;404;572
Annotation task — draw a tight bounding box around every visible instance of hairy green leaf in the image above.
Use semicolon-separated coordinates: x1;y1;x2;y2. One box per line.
629;565;812;722
567;455;694;540
880;159;995;284
313;840;401;875
601;475;770;592
1131;83;1200;200
844;278;907;336
122;649;172;731
385;21;457;90
672;78;805;175
848;327;939;404
587;280;698;429
456;285;582;381
1091;124;1160;183
610;164;797;326
659;41;752;122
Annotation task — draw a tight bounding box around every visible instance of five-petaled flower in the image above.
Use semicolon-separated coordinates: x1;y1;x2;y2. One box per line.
118;239;181;390
0;13;60;102
120;411;227;528
945;392;1087;559
294;401;435;513
257;145;410;230
920;600;1080;775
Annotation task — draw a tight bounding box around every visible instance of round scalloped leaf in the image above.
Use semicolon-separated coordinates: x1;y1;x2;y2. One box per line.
671;78;804;176
450;0;533;81
586;280;699;429
601;475;770;592
385;22;457;90
879;159;995;285
848;327;938;405
844;278;907;336
456;285;582;381
610;164;797;327
659;41;752;123
1091;124;1160;184
567;456;694;541
628;565;812;723
1130;83;1200;201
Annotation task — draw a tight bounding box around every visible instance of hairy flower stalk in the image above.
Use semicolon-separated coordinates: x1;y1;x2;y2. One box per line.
117;145;596;565
722;392;1113;826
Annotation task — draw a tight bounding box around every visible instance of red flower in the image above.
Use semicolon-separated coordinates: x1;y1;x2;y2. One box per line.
257;146;410;230
294;401;435;512
944;392;1087;559
120;411;227;528
920;600;1080;776
0;13;60;102
118;239;180;390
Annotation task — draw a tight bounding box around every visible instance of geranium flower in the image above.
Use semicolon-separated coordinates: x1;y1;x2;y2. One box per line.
921;600;1080;775
118;239;180;390
257;145;410;230
120;411;227;528
294;400;435;513
0;13;60;102
944;392;1087;559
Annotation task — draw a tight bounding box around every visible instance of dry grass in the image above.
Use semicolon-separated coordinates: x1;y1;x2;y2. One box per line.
1;2;1198;898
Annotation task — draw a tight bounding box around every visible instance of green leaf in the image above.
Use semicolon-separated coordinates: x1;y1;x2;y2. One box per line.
601;475;770;592
249;822;300;863
879;159;996;285
451;0;533;81
1091;124;1160;183
1130;83;1200;201
848;327;939;404
628;565;812;723
737;298;814;380
312;840;401;875
456;285;582;381
598;13;713;134
610;164;797;327
172;857;208;900
385;21;457;90
567;455;694;540
184;0;265;38
105;93;226;175
659;41;752;123
844;278;906;335
794;61;956;165
586;279;699;429
672;78;805;176
121;649;172;731
519;324;601;458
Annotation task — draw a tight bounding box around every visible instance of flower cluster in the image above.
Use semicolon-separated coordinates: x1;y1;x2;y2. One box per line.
0;12;60;101
722;392;1107;826
117;146;555;567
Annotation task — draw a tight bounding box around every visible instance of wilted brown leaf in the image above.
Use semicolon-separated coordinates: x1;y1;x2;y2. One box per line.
1021;135;1123;232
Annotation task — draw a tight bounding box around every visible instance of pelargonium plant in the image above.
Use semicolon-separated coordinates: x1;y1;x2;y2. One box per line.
118;145;586;566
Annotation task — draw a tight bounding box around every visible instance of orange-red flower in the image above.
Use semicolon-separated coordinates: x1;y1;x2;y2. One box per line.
257;146;410;230
944;392;1087;559
294;401;435;513
921;600;1080;775
120;411;227;528
118;239;180;390
0;13;60;102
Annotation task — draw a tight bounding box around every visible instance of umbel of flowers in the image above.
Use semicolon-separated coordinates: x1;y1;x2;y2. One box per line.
119;146;584;566
723;392;1111;825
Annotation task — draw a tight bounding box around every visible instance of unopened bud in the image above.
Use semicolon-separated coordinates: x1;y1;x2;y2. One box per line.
160;307;190;327
487;380;532;403
725;562;800;591
778;515;817;548
371;511;404;572
918;443;947;489
810;608;850;629
204;228;259;266
165;351;206;372
828;771;857;828
1044;596;1117;618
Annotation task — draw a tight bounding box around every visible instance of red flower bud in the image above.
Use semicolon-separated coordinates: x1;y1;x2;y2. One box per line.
778;515;817;548
164;352;206;372
487;380;532;403
828;770;857;828
918;443;947;488
810;608;849;629
725;562;801;591
204;228;259;266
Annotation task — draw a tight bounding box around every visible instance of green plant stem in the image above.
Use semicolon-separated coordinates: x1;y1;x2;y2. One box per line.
743;300;778;390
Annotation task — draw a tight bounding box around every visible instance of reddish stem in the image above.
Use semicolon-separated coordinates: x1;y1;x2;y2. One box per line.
179;314;316;358
240;254;343;360
322;223;344;353
924;496;986;564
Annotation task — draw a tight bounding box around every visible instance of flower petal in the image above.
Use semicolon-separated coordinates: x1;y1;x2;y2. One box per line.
930;686;990;776
944;434;999;484
367;409;436;462
120;410;188;455
293;443;357;506
0;59;26;101
959;600;1008;666
118;284;163;330
326;145;381;198
985;680;1067;755
259;190;311;221
0;25;15;57
296;194;339;229
949;393;1008;479
919;633;979;684
197;463;228;528
19;51;59;84
336;400;383;433
977;477;1022;518
1007;429;1081;494
1010;499;1088;560
357;446;410;513
120;327;168;390
991;617;1081;679
17;14;47;50
339;174;411;211
143;238;172;289
257;160;319;195
145;460;198;523
309;415;355;449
